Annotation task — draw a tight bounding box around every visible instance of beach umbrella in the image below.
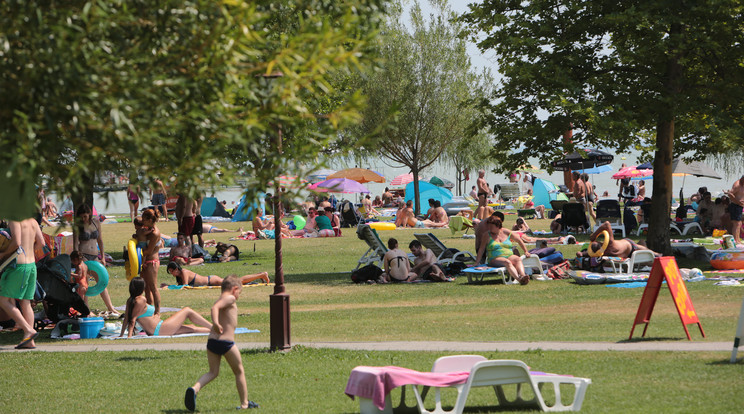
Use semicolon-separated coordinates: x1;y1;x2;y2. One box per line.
671;159;722;179
390;173;414;186
404;181;452;206
327;168;385;183
637;162;653;170
573;165;613;175
308;178;370;194
672;159;722;199
306;168;337;184
428;176;455;189
551;149;614;171
611;166;653;180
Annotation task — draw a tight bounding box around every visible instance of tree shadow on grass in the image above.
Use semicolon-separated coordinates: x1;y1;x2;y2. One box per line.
116;355;166;362
616;336;690;343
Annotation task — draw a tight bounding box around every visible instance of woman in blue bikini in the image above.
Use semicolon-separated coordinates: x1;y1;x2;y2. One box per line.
120;278;212;338
475;215;534;285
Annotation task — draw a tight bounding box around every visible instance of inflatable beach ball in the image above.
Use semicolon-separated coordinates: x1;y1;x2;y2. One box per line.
687;268;703;279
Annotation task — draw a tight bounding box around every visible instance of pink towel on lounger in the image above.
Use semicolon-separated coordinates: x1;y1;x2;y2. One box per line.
344;366;470;410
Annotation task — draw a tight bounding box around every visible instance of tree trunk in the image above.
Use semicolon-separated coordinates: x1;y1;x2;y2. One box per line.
412;169;421;216
647;120;674;255
647;39;682;256
562;126;575;190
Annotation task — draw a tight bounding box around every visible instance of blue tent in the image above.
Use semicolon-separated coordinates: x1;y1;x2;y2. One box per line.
200;197;218;216
404;181;453;209
532;178;567;208
231;193;266;222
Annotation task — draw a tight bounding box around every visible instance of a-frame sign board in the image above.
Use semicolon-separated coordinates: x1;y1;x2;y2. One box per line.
629;256;705;340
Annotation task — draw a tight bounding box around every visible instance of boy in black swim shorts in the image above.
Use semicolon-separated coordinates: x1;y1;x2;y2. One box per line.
185;275;258;410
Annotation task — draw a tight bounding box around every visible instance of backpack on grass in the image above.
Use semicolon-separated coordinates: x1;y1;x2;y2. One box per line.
350;264;383;283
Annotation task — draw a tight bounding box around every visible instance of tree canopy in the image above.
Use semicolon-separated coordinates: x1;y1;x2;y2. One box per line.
355;0;492;214
460;1;744;253
0;0;386;219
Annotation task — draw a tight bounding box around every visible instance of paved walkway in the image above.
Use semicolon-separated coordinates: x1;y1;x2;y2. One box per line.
1;340;734;353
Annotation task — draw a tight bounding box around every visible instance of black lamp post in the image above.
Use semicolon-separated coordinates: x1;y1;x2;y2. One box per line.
262;72;291;351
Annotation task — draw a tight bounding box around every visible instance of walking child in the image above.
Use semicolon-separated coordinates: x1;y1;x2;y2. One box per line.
185;275;258;411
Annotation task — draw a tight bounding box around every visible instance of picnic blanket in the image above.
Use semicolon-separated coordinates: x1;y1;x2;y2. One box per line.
569;272;650;285
163;283;273;290
105;327;259;340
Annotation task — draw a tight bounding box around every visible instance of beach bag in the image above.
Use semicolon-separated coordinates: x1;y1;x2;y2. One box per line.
528;247;556;258
350;264;383;283
541;251;564;265
546;260;572;280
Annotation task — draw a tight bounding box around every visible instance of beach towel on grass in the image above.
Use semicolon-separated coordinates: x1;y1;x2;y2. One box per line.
164;283;273;290
106;327;259;340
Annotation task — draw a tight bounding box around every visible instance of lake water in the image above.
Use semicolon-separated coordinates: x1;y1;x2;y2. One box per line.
48;155;734;216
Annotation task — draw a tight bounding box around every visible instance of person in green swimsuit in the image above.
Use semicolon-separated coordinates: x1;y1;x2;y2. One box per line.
475;215;535;285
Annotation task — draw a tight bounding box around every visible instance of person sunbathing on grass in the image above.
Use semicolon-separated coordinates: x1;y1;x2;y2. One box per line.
166;262;270;287
510;217;574;246
120;277;212;337
169;233;205;266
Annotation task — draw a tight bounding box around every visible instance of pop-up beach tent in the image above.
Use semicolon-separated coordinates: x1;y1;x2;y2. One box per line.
532;178;568;208
404;181;453;207
231;193;266;222
200;197;218;216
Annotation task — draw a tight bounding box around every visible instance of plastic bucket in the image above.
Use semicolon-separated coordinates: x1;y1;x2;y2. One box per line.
79;317;105;339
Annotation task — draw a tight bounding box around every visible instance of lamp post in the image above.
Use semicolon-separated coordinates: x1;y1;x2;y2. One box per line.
262;72;291;351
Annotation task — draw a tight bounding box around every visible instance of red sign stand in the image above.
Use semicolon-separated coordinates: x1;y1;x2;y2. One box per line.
629;257;705;340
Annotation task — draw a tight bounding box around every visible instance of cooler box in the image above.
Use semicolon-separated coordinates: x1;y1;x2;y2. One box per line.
79;317;104;339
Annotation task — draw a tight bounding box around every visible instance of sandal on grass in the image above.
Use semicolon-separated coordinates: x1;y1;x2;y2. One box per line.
237;401;259;409
16;332;38;349
185;387;196;411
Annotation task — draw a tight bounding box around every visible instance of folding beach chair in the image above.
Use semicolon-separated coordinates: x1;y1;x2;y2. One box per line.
413;233;477;265
593;199;625;237
561;203;589;234
355;224;387;270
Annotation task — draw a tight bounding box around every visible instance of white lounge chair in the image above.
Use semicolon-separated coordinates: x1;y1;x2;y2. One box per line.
607;250;656;274
413;233;477;265
413;355;592;413
522;255;550;280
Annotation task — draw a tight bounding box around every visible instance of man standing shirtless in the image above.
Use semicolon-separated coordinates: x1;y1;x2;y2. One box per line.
176;193;196;241
0;217;45;349
151;178;168;220
726;175;744;244
381;238;416;282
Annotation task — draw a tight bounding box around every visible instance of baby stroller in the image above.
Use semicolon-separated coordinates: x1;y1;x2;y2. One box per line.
339;200;361;228
36;254;89;323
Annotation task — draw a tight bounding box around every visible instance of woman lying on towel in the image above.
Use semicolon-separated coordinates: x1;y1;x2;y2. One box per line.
166;262;270;286
511;217;572;245
120;277;212;338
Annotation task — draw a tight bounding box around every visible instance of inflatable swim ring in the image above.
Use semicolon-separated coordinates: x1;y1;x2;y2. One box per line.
588;230;610;257
369;222;396;231
710;250;744;270
125;239;142;281
85;260;109;297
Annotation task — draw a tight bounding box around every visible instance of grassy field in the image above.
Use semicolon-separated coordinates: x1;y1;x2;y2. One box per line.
1;215;742;412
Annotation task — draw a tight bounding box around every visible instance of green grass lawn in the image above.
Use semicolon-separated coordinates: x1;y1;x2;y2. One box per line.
1;216;742;412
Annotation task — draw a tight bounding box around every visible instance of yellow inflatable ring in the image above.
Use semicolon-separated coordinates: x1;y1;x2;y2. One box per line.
588;230;610;257
125;239;142;281
85;260;109;297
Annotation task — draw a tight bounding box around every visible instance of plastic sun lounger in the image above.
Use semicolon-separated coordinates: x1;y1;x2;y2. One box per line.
462;266;509;284
346;356;591;414
413;355;592;413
